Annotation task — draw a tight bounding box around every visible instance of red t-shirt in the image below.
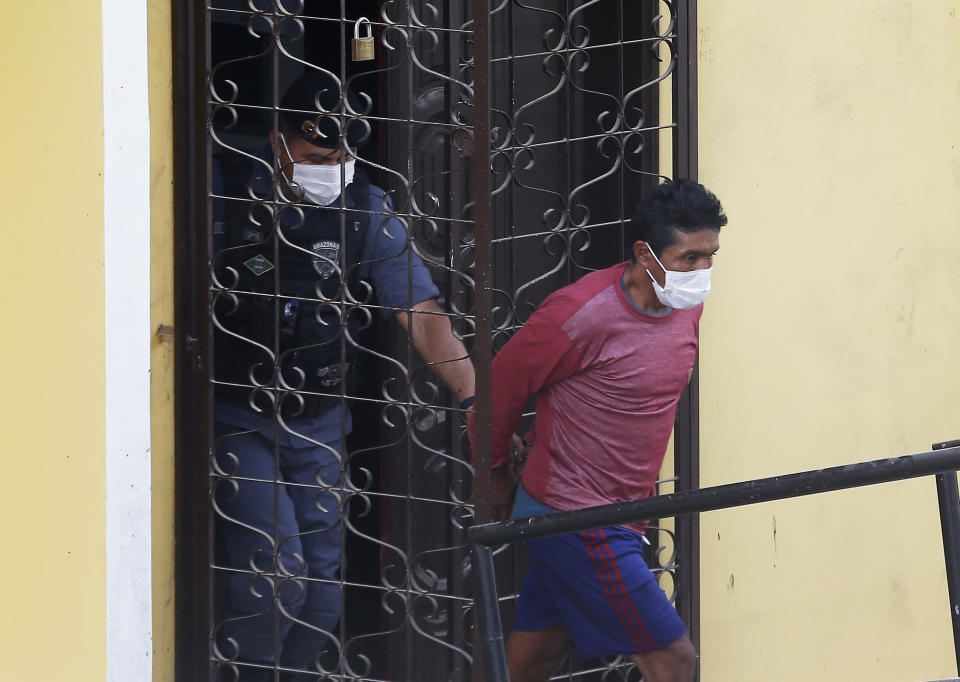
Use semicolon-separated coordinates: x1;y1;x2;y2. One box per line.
490;262;701;532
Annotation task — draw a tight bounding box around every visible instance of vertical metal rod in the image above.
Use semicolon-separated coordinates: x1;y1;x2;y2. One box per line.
403;3;417;677
338;7;351;676
472;543;510;682
473;0;493;526
934;439;960;675
673;0;701;657
472;2;494;681
269;8;283;680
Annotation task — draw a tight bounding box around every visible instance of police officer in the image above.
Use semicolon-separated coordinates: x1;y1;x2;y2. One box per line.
211;70;475;681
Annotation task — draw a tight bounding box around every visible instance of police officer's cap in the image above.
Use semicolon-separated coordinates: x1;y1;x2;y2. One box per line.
280;70;368;149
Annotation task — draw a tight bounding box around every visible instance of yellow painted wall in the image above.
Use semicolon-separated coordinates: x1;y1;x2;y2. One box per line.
697;2;960;680
0;4;106;681
149;1;177;680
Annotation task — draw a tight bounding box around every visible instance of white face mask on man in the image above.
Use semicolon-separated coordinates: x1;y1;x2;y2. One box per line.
643;242;712;310
280;133;355;206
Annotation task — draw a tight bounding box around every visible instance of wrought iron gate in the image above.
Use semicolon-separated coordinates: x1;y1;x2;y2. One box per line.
173;2;699;680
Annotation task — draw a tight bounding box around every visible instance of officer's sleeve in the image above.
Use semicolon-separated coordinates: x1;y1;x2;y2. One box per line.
363;211;440;316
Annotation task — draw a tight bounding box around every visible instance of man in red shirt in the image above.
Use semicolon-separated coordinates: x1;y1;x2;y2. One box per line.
486;179;726;682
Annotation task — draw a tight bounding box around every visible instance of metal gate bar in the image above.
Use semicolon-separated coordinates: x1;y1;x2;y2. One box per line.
472;2;493;676
471;0;493;537
172;1;213;680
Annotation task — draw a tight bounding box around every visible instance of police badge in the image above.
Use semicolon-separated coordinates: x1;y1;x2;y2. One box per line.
310;240;340;279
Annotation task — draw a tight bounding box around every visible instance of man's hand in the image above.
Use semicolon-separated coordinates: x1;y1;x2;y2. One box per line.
491;465;518;522
468;428;529;521
509;433;530;474
488;435;530;520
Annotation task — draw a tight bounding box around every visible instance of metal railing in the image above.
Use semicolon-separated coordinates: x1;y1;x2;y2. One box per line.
468;440;960;682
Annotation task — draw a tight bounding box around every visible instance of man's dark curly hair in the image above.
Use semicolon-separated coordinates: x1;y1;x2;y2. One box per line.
628;179;727;259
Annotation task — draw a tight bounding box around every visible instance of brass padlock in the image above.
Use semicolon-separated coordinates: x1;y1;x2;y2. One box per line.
352;17;375;62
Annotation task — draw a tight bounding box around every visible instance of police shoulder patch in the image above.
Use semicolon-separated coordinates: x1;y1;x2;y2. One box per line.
243;254;274;276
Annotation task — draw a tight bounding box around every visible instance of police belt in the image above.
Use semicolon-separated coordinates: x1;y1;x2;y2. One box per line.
218;362;351;419
297;361;350;419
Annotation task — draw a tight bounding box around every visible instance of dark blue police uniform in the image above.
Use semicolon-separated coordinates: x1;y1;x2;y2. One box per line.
211;72;439;680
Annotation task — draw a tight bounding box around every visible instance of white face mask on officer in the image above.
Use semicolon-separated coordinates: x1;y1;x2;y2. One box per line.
643;242;712;310
280;133;355;206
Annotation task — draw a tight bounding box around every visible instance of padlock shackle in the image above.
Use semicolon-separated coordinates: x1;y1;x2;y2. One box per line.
354;16;372;40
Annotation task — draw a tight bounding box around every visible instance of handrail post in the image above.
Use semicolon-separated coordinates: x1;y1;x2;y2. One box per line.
934;439;960;676
471;542;510;682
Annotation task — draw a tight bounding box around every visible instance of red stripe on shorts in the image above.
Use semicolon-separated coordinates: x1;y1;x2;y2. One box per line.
582;529;654;653
594;528;658;652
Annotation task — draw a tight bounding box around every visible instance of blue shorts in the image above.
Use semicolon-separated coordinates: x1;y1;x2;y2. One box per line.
511;486;687;659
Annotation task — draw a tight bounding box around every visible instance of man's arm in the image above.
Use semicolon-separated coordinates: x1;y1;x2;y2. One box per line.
395;298;475;404
361;207;473;402
465;305;582;520
487;311;582;468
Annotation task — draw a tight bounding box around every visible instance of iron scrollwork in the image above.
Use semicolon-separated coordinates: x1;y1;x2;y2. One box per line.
204;2;679;680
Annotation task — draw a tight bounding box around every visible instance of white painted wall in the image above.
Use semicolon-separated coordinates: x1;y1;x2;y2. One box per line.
103;0;153;679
